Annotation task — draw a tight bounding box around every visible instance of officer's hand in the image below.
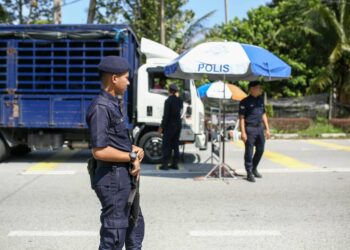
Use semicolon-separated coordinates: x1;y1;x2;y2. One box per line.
130;159;141;177
132;145;144;161
265;129;271;140
158;127;163;134
241;132;247;143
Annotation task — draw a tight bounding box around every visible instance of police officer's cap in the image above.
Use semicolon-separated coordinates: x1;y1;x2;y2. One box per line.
169;83;179;92
98;56;130;74
248;81;261;88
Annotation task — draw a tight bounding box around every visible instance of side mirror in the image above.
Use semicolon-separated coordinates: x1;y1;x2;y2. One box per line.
186;106;192;116
183;90;191;103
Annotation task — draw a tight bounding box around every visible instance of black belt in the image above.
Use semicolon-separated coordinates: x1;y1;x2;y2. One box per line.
246;123;262;128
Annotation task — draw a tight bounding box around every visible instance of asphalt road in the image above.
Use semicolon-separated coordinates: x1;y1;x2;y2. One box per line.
0;139;349;250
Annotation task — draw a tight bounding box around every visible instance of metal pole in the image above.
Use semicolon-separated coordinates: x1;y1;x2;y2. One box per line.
160;0;165;44
87;0;97;24
54;0;61;24
224;0;228;24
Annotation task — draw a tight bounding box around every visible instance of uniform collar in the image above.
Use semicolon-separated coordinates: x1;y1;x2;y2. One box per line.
249;94;260;99
100;89;119;103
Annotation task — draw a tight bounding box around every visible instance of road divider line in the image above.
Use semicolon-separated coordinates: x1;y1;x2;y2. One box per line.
23;150;81;174
305;140;350;152
232;141;315;170
21;170;76;175
189;230;281;237
8;231;98;237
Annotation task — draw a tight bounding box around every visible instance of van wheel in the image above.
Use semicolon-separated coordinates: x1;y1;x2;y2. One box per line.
139;131;163;164
10;145;31;156
0;137;10;162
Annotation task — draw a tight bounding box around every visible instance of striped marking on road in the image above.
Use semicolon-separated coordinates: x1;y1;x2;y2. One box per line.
21;170;76;175
232;141;315;170
305;140;350;152
189;230;281;237
22;150;80;175
8;231;98;237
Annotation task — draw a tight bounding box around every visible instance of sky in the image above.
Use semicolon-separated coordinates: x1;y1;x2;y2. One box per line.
62;0;271;27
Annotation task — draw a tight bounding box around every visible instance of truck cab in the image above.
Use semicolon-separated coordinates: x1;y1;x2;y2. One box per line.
134;38;206;163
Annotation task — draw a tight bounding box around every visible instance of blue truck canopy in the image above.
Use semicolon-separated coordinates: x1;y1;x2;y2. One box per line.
0;24;140;129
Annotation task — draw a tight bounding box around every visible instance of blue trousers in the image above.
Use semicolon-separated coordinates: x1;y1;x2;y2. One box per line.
94;166;145;250
162;125;181;166
244;126;265;172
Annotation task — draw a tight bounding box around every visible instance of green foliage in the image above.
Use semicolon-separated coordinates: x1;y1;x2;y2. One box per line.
0;0;53;24
265;103;274;118
205;0;350;100
95;0;213;53
298;117;343;136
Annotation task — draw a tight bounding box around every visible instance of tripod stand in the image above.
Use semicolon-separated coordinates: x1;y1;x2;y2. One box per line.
204;99;237;180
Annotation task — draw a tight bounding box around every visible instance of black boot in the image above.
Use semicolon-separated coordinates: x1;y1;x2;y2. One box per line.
159;164;169;170
247;171;256;183
169;164;179;170
253;168;262;178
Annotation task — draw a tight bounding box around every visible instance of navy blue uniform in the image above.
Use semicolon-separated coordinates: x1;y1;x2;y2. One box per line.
86;90;144;250
161;95;183;167
239;95;266;172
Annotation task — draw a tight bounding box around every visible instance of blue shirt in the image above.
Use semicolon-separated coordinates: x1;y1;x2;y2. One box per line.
238;95;266;126
86;90;132;153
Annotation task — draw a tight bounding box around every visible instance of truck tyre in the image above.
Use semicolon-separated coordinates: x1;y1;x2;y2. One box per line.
0;137;10;162
10;145;31;157
139;131;163;164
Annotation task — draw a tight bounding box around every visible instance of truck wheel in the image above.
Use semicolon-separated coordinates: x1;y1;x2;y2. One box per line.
0;137;10;162
139;131;163;164
10;145;31;157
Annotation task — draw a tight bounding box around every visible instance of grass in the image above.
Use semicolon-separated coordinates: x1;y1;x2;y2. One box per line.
272;117;344;137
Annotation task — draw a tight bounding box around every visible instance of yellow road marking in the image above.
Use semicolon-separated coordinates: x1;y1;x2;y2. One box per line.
305;140;350;152
231;141;315;170
25;150;79;173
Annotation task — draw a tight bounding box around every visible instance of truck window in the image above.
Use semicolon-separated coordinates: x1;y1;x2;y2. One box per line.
149;75;168;95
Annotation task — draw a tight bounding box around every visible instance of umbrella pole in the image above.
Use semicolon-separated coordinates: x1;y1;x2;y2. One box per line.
203;82;237;180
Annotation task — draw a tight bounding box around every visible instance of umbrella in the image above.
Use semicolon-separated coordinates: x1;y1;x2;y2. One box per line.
164;41;291;180
198;81;247;101
165;41;291;81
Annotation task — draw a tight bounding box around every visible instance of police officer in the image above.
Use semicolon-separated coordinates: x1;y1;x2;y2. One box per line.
158;83;183;170
238;81;271;182
86;56;145;249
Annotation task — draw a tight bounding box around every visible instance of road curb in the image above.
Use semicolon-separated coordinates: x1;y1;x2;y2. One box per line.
272;133;350;139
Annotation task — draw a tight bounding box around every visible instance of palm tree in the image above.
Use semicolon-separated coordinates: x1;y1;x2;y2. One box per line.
171;10;216;53
305;0;350;104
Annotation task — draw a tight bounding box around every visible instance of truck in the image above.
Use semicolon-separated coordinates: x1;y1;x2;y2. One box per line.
0;24;206;163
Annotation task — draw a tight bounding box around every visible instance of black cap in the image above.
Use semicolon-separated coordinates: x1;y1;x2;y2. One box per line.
169;83;179;92
98;56;130;74
248;81;261;88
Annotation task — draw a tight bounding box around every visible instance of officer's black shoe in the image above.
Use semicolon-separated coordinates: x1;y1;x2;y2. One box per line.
159;165;169;171
253;169;262;178
247;172;256;182
169;164;179;170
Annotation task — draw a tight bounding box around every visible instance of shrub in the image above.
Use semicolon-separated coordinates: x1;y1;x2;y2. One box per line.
269;118;312;132
330;118;350;133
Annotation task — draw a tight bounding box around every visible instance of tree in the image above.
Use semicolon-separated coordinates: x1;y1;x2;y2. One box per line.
206;5;315;97
205;0;350;100
269;0;349;102
0;0;53;24
0;4;9;23
170;10;215;52
94;0;213;53
299;0;350;103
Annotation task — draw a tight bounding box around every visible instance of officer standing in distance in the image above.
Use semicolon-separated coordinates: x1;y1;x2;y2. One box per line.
238;81;271;182
158;83;183;170
86;56;145;249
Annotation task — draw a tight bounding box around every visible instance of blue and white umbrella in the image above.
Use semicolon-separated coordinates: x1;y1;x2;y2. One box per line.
164;41;291;81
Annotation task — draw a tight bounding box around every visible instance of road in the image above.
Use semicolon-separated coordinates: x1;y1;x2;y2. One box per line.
0;139;349;250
